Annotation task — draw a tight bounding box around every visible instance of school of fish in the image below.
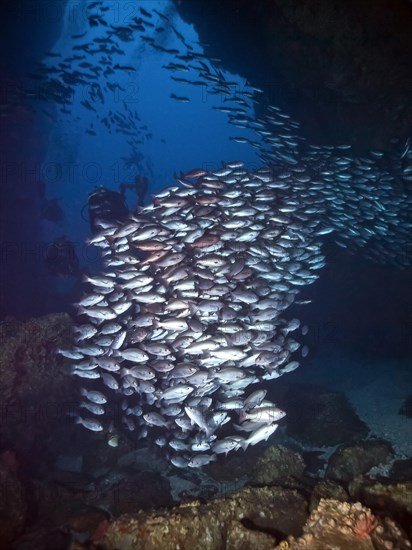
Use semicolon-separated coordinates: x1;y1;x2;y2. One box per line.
59;160;329;467
29;1;411;466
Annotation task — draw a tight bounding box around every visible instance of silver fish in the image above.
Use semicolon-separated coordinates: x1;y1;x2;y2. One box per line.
75;416;103;432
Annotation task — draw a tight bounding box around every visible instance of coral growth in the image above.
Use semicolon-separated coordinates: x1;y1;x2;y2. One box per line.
278;499;411;550
352;510;378;539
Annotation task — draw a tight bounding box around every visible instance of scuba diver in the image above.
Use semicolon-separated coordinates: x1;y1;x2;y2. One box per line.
119;174;149;208
45;236;80;277
86;175;149;233
135;174;149;207
87;186;129;234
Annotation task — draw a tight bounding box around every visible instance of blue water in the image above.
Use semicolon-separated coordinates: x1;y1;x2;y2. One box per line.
1;0;271;316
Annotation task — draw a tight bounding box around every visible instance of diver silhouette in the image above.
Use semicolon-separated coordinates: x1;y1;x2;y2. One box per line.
45;236;80;277
87;186;129;233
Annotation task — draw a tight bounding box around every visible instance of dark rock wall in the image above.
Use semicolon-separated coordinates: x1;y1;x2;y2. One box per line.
176;0;412;150
0;0;68;317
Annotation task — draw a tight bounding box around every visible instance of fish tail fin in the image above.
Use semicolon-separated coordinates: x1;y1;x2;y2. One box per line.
75;305;88;316
239;439;250;451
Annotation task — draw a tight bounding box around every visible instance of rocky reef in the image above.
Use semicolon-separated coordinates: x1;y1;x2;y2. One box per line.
90;486;307;549
1;315;411;549
279;499;410;550
0;313;75;456
326;441;395;483
272;383;370;446
4;436;411;548
71;495;411;550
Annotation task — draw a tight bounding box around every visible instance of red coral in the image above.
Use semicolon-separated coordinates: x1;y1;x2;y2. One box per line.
353;511;378;539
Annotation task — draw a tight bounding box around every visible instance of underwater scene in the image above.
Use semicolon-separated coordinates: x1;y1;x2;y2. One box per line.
0;0;411;548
